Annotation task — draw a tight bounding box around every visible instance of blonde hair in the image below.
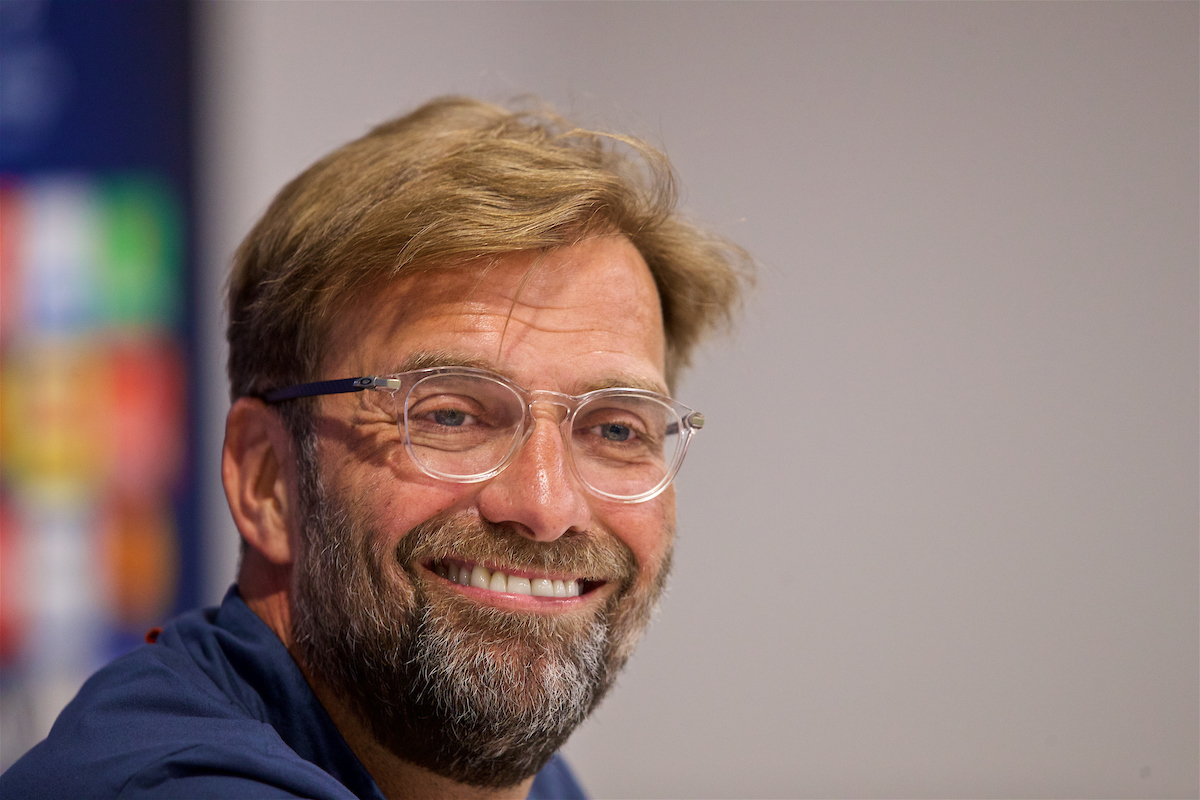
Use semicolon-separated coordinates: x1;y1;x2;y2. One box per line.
227;96;750;399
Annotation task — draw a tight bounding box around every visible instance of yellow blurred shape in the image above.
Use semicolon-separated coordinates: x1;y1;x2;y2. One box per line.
1;340;109;488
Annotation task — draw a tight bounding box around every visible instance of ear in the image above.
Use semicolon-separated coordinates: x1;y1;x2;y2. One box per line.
222;397;299;566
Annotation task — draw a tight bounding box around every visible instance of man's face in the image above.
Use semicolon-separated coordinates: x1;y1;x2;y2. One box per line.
289;236;675;787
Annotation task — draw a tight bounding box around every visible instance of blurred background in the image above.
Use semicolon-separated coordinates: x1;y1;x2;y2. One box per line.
0;2;1196;797
0;0;197;770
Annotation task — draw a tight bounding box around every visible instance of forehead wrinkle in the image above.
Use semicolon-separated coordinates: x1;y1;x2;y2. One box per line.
494;316;663;381
493;291;664;341
416;301;658;356
367;300;658;369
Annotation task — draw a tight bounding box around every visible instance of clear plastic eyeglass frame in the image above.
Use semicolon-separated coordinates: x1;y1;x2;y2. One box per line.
263;367;705;503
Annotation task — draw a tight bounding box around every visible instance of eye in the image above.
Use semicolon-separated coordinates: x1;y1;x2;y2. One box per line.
596;422;634;442
575;408;650;449
432;408;471;427
408;394;484;430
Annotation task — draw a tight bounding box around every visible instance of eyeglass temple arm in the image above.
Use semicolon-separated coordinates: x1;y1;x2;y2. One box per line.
664;412;704;437
263;376;400;404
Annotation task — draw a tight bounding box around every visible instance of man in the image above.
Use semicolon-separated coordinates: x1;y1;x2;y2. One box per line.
1;96;748;799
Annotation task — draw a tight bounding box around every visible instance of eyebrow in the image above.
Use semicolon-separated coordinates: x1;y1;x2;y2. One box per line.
387;351;493;374
580;374;670;395
383;351;670;397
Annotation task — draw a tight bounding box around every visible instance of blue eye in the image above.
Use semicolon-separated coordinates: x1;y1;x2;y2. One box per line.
600;423;632;442
433;409;469;427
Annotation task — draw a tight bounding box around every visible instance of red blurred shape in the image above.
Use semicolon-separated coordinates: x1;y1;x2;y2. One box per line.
0;496;28;665
0;181;25;347
106;338;186;495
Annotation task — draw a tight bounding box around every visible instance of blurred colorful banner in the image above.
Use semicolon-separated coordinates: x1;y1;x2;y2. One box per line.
0;0;197;768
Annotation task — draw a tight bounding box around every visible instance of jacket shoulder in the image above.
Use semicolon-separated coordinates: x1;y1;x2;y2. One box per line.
0;626;353;799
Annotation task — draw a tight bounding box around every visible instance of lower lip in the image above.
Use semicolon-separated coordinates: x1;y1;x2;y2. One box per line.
423;566;603;612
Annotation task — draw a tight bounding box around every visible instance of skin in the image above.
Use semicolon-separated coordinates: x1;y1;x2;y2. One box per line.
222;235;675;800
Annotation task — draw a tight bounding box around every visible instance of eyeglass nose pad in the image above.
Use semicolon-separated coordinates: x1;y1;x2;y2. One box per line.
528;393;580;455
514;392;583;479
526;390;573;422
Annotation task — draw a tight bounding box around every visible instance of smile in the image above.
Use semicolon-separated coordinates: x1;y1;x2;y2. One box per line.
428;558;599;598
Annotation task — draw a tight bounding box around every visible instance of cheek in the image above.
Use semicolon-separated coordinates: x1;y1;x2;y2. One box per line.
600;489;675;580
375;483;474;542
326;455;472;545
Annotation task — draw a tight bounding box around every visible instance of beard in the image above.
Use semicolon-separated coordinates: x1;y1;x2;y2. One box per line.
289;450;672;789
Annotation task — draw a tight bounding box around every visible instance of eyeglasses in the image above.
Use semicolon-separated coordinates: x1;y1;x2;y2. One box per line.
264;367;704;503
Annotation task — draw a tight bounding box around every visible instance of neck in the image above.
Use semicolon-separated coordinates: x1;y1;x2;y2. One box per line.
239;553;296;648
295;650;536;800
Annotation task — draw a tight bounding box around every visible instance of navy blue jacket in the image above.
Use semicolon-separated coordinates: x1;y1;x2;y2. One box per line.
0;588;585;799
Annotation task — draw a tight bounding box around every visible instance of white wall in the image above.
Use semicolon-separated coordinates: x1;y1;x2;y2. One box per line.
196;3;1199;797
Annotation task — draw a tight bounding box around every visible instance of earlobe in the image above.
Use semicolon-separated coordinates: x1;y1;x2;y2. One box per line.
222;397;297;566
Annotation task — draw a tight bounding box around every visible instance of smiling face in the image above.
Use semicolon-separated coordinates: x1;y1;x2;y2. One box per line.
288;236;676;787
315;233;673;609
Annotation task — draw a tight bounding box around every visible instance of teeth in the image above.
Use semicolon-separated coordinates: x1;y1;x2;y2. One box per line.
488;571;507;593
433;560;582;598
470;565;490;590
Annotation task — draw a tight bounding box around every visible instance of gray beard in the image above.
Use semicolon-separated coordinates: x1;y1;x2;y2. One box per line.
289;449;670;789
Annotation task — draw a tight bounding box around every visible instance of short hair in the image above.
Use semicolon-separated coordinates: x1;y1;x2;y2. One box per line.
227;96;751;402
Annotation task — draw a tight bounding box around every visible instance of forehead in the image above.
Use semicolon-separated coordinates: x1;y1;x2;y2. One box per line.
323;236;667;392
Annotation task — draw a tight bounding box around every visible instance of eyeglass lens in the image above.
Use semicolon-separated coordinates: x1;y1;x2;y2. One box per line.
401;373;684;499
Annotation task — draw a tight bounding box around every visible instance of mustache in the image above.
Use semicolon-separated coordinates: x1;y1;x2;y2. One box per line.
392;512;638;589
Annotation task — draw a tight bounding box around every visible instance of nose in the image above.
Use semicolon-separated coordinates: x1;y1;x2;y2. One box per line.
475;414;591;542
